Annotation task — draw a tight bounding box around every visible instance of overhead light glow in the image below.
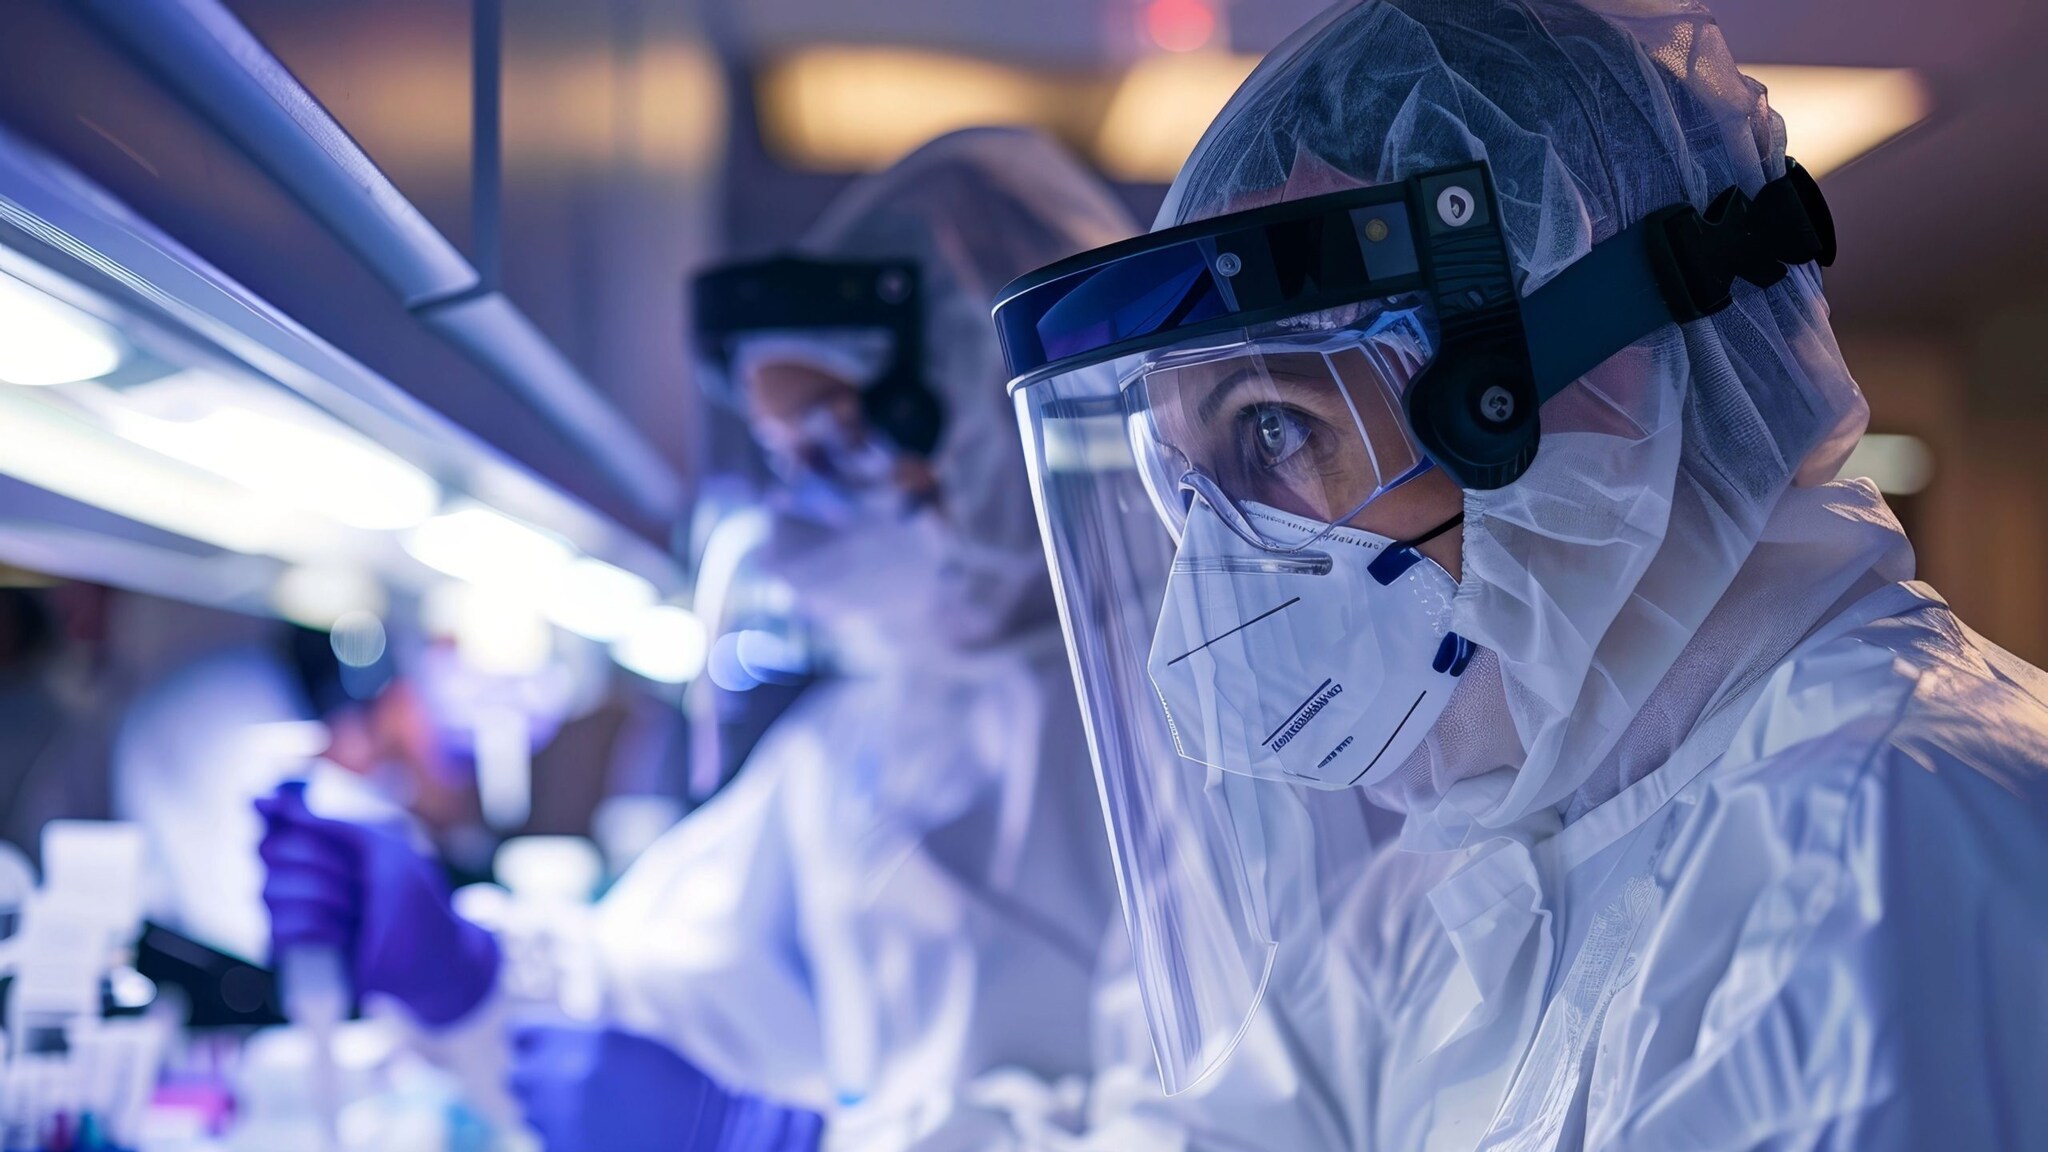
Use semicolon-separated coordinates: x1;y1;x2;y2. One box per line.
421;580;555;677
273;565;387;629
116;403;440;531
1145;0;1218;54
0;386;306;554
611;605;709;685
546;557;659;642
1838;432;1934;496
405;506;573;593
1744;66;1930;177
759;48;1060;172
0;272;123;386
1095;52;1258;183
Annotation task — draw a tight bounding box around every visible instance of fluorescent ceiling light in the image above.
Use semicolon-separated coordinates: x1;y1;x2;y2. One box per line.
759;52;1925;187
611;604;709;685
1745;66;1930;177
115;399;440;532
759;48;1066;172
405;505;573;593
1838;432;1933;495
545;556;659;642
1095;53;1256;183
0;385;318;555
0;272;123;386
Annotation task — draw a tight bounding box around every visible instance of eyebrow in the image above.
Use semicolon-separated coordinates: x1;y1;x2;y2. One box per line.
1195;363;1266;425
1194;361;1339;425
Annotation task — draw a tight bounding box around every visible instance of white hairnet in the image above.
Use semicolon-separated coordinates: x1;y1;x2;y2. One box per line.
1161;0;1867;839
793;128;1137;644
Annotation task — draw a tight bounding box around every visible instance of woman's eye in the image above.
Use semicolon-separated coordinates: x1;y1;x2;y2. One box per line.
1243;405;1310;469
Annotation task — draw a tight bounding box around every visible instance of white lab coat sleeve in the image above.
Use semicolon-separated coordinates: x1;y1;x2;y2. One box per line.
594;746;833;1109
1603;699;2048;1152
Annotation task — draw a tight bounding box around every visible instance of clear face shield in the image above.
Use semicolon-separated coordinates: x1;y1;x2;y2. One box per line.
1017;307;1463;1093
996;162;1838;1091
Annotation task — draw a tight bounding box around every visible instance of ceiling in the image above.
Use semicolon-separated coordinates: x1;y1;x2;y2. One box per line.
724;0;2048;326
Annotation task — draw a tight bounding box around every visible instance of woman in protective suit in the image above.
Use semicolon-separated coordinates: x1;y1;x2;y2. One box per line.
998;3;2048;1149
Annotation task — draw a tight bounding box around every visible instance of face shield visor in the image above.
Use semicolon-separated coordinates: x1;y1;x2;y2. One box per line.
995;161;1836;1092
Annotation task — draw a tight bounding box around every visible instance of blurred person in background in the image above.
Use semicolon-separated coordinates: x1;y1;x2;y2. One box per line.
580;127;1139;1149
998;1;2048;1149
120;619;479;962
262;127;1148;1152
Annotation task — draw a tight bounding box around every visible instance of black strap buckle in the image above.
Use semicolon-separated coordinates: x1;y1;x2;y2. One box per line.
1647;160;1836;323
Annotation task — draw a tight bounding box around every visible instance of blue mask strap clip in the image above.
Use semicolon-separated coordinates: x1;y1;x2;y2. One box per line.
1367;512;1464;586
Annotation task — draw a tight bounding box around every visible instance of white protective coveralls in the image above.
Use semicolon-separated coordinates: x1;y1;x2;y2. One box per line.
597;129;1356;1151
1121;1;2048;1149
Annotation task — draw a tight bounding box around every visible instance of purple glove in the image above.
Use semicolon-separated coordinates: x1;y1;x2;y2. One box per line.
719;1093;824;1152
509;1024;821;1152
257;781;499;1026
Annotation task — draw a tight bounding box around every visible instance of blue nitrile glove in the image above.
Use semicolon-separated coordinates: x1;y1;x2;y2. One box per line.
509;1024;823;1152
719;1092;825;1152
257;780;500;1026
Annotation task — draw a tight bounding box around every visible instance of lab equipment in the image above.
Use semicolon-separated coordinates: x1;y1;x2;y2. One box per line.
228;1016;498;1152
256;783;500;1028
0;822;170;1152
277;947;346;1152
484;837;605;1024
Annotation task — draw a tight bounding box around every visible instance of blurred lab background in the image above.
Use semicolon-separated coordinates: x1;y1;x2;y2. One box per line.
0;0;2039;1147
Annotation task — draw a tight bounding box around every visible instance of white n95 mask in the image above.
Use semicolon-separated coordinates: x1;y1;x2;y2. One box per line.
1146;499;1471;790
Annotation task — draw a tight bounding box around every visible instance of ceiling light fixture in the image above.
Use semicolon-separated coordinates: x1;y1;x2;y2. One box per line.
1744;66;1930;178
0;271;123;387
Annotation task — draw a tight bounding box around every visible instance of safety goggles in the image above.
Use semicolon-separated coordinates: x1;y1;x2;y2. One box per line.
1125;308;1438;554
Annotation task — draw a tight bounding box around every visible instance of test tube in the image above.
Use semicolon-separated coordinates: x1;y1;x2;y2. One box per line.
279;946;348;1152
